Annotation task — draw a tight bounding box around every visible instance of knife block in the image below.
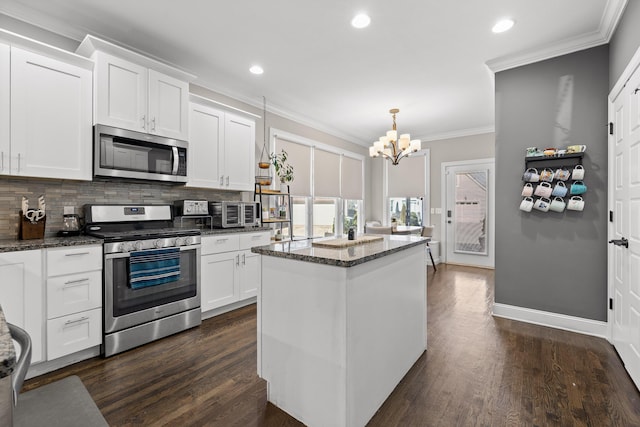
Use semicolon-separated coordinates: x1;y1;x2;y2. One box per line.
19;211;46;240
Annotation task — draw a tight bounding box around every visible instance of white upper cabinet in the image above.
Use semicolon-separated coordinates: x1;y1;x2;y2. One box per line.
0;42;9;175
187;100;255;191
95;51;148;133
224;113;256;191
78;35;192;141
10;47;92;180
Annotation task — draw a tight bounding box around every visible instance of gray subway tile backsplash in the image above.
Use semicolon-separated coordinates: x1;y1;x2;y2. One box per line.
0;177;241;240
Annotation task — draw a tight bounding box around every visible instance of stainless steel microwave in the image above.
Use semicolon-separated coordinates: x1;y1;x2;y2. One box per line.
94;125;188;183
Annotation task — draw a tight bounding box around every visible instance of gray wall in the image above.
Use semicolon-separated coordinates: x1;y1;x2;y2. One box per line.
494;45;609;321
609;0;640;89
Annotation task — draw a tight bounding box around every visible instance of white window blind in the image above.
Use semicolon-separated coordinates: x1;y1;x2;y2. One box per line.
387;154;426;198
341;156;363;200
313;149;340;197
275;137;311;196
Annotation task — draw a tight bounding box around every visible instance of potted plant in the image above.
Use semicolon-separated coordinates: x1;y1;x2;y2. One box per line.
269;149;294;191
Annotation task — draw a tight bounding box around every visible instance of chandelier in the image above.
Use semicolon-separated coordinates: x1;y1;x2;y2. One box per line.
369;108;421;165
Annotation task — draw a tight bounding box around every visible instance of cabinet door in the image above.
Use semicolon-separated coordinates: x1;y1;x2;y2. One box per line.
95;51;148;132
0;250;43;363
10;47;92;180
201;251;239;312
0;42;8;176
238;249;260;300
187;103;224;188
224;113;255;191
148;69;189;140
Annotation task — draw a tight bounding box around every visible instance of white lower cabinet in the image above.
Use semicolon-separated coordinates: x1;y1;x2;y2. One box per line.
0;250;44;363
201;232;269;313
45;245;102;360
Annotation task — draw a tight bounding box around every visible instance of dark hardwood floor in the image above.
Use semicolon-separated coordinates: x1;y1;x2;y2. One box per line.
25;264;640;426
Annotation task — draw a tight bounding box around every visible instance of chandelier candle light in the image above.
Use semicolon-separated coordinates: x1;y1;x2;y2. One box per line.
369;108;421;165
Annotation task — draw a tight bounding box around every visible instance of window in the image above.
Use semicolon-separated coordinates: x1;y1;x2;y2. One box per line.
343;199;361;233
388;197;423;226
313;198;337;237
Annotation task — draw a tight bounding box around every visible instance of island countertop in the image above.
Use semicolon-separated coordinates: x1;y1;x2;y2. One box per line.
251;234;426;267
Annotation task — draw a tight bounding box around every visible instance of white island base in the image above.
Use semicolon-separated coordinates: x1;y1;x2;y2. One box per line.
258;243;427;427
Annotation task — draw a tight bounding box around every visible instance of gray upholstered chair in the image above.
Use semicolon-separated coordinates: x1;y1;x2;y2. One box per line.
9;323;109;427
364;225;393;234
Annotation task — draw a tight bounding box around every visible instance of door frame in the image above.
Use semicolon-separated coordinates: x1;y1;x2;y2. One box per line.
441;158;495;267
607;44;640;342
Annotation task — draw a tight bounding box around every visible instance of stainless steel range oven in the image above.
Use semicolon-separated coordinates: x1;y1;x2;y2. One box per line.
85;204;201;357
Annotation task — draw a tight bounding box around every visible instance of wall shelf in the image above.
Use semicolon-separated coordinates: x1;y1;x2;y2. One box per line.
254;183;293;240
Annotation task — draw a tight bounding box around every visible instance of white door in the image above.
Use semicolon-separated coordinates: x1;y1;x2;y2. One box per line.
148;69;189;140
238;250;260;299
201;252;239;312
187;103;224;189
443;159;495;268
95;51;148;132
0;42;8;175
610;61;640;390
224;113;255;191
11;47;92;180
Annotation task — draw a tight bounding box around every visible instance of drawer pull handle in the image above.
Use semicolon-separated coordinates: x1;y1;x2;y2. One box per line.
63;278;90;287
252;235;261;240
65;252;90;257
64;316;89;327
216;239;228;243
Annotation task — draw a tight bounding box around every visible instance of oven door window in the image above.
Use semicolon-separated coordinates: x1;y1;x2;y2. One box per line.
111;249;197;317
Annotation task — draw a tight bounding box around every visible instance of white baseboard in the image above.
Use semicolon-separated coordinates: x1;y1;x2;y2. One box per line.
201;297;256;320
27;346;101;379
493;303;608;340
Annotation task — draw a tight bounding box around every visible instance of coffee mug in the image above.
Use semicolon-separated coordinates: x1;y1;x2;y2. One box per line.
534;197;551;212
520;197;534;212
526;147;539;157
521;183;534;197
567;145;587;153
523;168;540;182
543;148;557;157
534;182;553;198
539;168;554;182
570;180;587;195
567;196;585;211
572;165;585;180
552;181;568;197
554;168;571;181
549;197;566;213
557;149;567;156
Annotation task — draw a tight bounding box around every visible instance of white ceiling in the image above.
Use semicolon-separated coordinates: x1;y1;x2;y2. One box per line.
0;0;627;146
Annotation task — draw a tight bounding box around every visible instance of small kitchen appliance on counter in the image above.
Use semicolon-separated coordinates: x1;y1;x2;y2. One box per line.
210;201;260;228
173;200;209;216
58;206;81;236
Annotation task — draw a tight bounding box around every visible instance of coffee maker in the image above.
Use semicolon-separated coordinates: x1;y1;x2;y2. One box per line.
58;206;81;236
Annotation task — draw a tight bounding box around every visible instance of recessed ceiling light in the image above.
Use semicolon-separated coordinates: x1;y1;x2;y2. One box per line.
492;18;515;33
249;65;264;75
351;13;371;29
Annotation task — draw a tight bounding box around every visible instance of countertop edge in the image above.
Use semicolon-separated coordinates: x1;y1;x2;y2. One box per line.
0;307;16;379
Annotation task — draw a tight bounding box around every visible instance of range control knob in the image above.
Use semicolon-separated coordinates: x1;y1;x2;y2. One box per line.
120;242;132;253
175;237;185;246
134;241;144;251
154;239;164;249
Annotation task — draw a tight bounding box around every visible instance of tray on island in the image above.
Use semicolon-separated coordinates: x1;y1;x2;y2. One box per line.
311;235;384;248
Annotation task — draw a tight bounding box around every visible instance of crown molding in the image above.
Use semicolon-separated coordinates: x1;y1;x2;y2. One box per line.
418;126;495;143
486;0;627;73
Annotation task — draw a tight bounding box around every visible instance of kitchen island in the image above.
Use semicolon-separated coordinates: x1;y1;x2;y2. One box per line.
252;235;427;427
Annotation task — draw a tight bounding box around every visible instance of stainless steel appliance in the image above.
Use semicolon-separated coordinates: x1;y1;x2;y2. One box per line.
84;204;201;357
174;200;209;216
94;125;188;183
210;201;260;228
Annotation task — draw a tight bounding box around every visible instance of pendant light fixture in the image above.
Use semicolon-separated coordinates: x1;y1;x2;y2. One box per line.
369;108;421;165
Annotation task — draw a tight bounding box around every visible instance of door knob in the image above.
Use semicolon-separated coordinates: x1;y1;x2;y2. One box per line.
609;237;629;248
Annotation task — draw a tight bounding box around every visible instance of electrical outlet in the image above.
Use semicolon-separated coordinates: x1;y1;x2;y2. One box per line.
63;206;75;215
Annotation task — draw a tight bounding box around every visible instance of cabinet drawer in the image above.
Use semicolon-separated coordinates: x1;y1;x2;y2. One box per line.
47;270;102;319
201;234;240;255
46;245;102;277
46;308;101;360
239;232;271;250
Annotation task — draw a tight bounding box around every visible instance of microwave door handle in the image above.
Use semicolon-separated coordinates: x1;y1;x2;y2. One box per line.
172;147;179;175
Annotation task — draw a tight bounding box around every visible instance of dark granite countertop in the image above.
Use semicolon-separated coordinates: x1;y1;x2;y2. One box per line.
0;306;16;379
251;234;427;267
0;236;103;253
